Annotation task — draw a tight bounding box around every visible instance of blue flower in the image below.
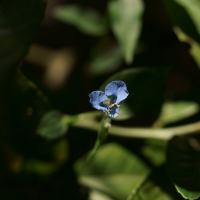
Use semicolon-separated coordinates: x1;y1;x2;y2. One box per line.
88;80;129;118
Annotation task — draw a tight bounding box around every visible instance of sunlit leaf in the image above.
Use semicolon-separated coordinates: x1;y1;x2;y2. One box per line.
37;110;68;139
89;190;115;200
74;143;150;200
0;0;45;83
54;5;108;36
167;135;200;199
108;0;144;63
154;101;199;127
100;67;169;121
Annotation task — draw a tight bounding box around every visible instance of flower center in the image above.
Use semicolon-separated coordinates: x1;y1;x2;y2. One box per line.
102;98;120;115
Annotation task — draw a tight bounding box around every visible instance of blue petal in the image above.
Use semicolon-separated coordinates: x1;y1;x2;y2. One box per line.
105;80;129;104
108;106;120;118
89;91;108;111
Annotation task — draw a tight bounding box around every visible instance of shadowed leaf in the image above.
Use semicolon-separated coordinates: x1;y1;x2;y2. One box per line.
167;135;200;199
38;110;68;139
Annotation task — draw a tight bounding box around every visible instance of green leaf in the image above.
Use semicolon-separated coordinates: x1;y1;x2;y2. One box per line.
54;5;108;36
128;167;176;200
74;143;150;200
89;190;115;200
175;185;200;200
154;101;199;127
129;181;172;200
100;67;169;121
108;0;144;63
163;0;200;44
88;45;123;76
0;0;45;83
37;110;68;139
167;135;200;199
141;139;167;167
164;0;200;69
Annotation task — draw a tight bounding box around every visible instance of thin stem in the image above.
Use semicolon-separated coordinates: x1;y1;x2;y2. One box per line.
67;113;200;140
87;115;111;160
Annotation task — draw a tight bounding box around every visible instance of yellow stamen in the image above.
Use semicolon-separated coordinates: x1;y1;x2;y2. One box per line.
108;104;115;108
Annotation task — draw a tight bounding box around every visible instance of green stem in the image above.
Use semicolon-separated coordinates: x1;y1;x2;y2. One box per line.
62;111;200;140
87;115;111;160
64;111;200;140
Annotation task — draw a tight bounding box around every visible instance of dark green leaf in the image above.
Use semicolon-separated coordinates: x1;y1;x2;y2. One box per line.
101;67;169;121
108;0;144;63
167;135;200;199
54;5;108;36
173;26;200;69
0;0;45;83
37;110;68;139
163;0;200;44
74;143;150;200
128;166;181;200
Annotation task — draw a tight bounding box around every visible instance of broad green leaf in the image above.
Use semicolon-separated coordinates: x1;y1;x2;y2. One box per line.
54;5;108;36
167;135;200;199
128;167;176;200
129;179;172;200
37;110;68;139
88;45;123;76
141;139;167;167
74;143;150;200
163;0;200;44
0;0;45;83
100;67;169;121
108;0;144;63
154;101;199;127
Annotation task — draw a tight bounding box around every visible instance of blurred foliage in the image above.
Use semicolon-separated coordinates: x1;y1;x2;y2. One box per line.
37;110;68;139
107;0;144;63
167;135;200;199
0;0;45;83
54;5;108;36
74;143;150;200
1;0;200;199
154;101;200;127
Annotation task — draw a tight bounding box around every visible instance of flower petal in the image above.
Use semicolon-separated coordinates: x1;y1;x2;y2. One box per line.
89;91;108;111
108;106;120;118
105;80;129;103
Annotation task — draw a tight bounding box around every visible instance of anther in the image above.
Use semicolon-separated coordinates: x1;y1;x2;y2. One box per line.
108;104;115;108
